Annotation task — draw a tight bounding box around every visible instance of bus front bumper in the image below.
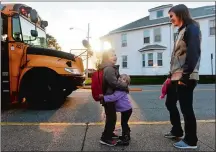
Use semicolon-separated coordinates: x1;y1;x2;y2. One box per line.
61;74;86;88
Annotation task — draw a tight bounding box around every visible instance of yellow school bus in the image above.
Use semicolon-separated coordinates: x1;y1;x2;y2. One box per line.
1;3;85;109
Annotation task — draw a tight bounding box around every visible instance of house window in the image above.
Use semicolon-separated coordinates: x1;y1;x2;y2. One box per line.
121;34;127;47
122;55;127;68
148;53;153;67
209;19;215;35
142;54;145;67
157;10;164;18
154;28;161;42
157;52;163;66
143;30;150;44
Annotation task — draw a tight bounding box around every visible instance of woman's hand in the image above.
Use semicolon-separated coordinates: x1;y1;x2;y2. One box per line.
178;81;186;86
179;74;189;86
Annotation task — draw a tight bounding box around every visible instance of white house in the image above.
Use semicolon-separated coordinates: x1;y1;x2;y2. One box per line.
100;4;215;76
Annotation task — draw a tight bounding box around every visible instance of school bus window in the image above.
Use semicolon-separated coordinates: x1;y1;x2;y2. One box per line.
1;16;3;35
1;14;8;41
35;27;47;48
12;16;22;41
1;16;5;41
19;16;47;48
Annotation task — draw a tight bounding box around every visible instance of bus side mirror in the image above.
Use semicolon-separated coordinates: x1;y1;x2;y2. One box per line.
31;30;38;37
30;9;38;23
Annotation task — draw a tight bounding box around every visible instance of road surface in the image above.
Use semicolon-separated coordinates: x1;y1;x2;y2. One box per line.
1;84;215;151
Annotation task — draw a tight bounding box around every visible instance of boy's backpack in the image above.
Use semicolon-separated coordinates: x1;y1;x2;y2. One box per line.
91;70;103;102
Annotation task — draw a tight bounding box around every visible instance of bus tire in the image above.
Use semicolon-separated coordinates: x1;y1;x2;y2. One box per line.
63;85;76;98
60;77;76;98
20;68;65;110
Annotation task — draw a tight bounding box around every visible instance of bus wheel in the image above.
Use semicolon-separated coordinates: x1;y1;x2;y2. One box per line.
63;85;76;98
22;70;65;110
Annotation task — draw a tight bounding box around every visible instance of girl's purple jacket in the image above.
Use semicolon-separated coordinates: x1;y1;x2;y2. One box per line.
104;91;132;112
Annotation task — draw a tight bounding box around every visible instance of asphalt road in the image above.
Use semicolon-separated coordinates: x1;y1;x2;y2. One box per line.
1;84;215;123
1;84;215;151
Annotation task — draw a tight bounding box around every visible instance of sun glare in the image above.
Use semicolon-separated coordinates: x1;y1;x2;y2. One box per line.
103;41;112;50
89;39;112;53
91;39;101;52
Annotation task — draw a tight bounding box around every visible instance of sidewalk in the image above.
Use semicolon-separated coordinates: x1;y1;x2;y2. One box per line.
1;121;215;151
83;122;215;151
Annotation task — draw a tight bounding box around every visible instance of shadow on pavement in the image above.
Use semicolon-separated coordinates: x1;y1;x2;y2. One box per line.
1;125;86;151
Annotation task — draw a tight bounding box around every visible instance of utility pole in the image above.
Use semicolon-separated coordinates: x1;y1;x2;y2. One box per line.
86;23;90;80
69;24;90;81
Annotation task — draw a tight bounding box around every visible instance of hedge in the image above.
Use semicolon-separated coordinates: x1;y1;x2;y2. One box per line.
84;78;92;85
130;75;216;85
84;75;216;85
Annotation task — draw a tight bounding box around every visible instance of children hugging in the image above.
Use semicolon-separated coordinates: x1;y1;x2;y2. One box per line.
91;49;132;146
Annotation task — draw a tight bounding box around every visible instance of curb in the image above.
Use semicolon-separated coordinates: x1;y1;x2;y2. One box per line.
1;119;215;126
79;86;142;91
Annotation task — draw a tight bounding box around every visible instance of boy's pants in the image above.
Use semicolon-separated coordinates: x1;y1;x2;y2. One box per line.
102;102;117;140
121;108;132;134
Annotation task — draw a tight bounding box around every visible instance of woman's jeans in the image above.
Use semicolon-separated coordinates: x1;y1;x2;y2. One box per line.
166;80;198;146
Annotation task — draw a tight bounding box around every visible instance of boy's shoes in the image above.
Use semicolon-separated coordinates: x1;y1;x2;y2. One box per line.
164;132;183;140
100;138;117;146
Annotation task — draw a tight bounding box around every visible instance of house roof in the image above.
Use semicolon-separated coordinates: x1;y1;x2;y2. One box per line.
148;4;173;12
138;44;167;52
108;5;215;35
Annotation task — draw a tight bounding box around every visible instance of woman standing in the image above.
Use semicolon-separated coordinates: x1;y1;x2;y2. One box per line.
165;4;201;149
99;49;128;146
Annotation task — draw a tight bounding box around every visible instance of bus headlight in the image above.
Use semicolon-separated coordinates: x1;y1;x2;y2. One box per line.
65;68;80;74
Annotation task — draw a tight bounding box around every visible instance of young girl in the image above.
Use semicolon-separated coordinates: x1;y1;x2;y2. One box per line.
99;50;128;146
102;74;132;146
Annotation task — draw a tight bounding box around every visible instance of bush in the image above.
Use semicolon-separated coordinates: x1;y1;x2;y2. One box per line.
84;78;92;85
130;75;215;85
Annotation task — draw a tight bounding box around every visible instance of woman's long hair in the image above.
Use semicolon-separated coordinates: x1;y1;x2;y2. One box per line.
169;5;202;46
168;4;197;25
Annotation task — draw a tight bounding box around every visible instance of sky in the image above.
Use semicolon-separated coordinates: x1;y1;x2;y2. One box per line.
2;1;215;68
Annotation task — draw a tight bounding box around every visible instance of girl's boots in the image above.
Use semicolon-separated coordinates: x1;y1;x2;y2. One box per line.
117;131;131;146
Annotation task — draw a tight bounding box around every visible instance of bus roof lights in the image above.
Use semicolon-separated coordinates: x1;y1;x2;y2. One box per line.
19;6;32;17
20;7;28;16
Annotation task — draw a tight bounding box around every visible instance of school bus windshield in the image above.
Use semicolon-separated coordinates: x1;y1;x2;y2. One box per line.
12;14;47;48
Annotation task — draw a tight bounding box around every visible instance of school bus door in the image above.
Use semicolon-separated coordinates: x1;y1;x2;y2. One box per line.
1;12;10;107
